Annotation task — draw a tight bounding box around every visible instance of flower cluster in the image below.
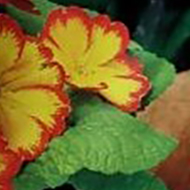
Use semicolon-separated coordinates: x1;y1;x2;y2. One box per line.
0;6;150;189
0;15;70;189
40;7;150;111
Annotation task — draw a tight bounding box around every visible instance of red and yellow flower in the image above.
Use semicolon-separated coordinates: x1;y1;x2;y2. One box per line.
0;14;70;188
40;7;150;112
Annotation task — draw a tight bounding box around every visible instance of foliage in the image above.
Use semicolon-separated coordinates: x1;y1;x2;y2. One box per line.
14;93;177;190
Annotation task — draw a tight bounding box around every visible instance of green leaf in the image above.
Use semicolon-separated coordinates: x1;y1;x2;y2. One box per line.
70;169;168;190
128;41;176;104
7;5;45;35
6;0;58;35
14;93;176;190
31;0;100;17
32;0;57;16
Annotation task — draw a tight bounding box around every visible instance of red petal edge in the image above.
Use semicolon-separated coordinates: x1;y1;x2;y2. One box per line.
0;146;22;181
115;56;150;112
0;14;25;60
92;15;129;54
11;85;70;160
40;6;129;59
0;181;12;190
100;55;151;112
0;14;70;160
40;6;92;48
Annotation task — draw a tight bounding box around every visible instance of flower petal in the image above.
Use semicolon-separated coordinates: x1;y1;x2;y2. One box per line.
0;87;69;159
99;56;143;77
41;7;91;72
1;38;64;90
68;56;143;90
0;14;24;75
41;7;129;71
0;181;12;190
92;57;150;111
40;7;149;112
83;15;129;68
0;147;21;181
99;75;150;111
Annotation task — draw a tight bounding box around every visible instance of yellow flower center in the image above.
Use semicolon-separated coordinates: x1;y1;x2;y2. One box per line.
77;65;88;75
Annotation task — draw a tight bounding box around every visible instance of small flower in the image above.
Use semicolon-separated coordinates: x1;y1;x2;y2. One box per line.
0;14;70;183
40;7;150;112
0;0;39;14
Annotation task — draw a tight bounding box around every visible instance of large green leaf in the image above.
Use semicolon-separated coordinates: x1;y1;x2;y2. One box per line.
70;169;168;190
14;93;176;190
128;41;176;104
